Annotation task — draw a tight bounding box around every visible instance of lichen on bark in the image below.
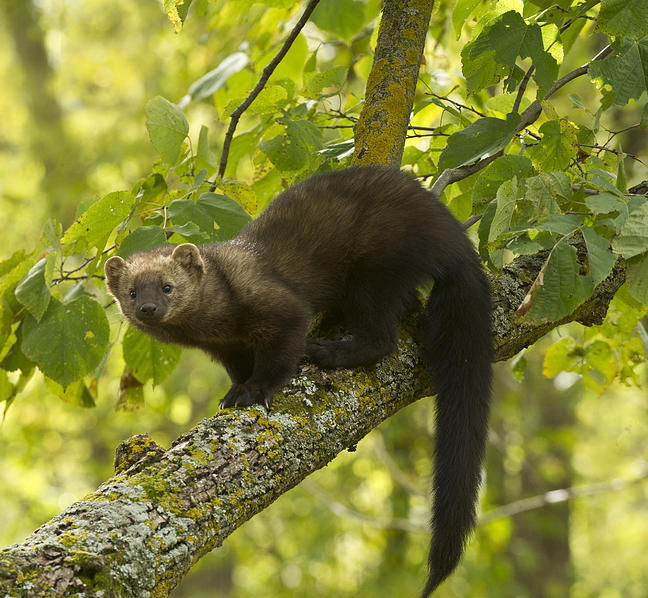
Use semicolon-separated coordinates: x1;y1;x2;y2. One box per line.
352;0;435;166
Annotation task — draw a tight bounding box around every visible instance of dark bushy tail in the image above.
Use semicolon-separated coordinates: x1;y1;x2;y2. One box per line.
421;256;493;597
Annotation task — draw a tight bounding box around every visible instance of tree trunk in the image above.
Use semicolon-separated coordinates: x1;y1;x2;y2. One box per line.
352;0;435;166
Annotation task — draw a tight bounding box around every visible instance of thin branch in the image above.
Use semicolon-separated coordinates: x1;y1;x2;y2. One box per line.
50;274;104;284
302;479;422;533
558;0;601;35
545;44;612;101
427;92;487;119
304;468;648;534
213;0;321;186
61;245;115;278
462;213;482;229
513;65;534;113
429;151;503;200
481;470;648;524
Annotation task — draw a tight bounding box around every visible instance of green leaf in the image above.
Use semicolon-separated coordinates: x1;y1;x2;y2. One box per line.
0;369;13;403
122;326;182;385
261;34;309;83
473;154;534;206
438;114;520;171
527;120;578;171
196;125;213;172
582;227;617;287
462;11;558;96
0;250;28;278
311;0;366;40
247;85;288;115
219;182;256;215
181;52;249;105
510;351;527;382
61;191;135;255
524;172;571;221
45;378;96;407
487;178;517;269
589;38;648;106
625;254;648;303
527;241;585;323
260;119;322;171
612;200;648;258
1;323;35;375
117;226;167;258
15;258;51;322
452;0;481;38
543;336;579;378
162;0;185;32
304;66;348;95
598;0;648;40
198;193;252;241
145;96;189;164
41;219;62;249
585;191;626;214
22;296;110;388
518;214;582;236
582;339;617;393
168;193;251;242
0;253;34;315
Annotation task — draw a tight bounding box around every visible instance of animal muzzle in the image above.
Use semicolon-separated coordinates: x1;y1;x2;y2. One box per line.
137;303;160;319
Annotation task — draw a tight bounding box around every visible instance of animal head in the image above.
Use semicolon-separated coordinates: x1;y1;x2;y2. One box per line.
104;243;205;327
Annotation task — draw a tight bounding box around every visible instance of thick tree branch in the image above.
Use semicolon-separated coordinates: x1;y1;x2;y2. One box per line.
0;252;625;597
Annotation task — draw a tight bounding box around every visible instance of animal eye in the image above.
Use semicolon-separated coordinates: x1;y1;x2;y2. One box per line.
162;284;172;294
129;290;136;299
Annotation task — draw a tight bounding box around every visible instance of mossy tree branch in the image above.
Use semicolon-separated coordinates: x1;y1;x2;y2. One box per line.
0;252;625;597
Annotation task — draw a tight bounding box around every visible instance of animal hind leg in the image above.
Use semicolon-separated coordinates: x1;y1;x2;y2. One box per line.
306;284;404;368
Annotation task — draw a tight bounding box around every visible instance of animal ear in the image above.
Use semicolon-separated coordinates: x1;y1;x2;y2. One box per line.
171;243;204;273
104;256;127;291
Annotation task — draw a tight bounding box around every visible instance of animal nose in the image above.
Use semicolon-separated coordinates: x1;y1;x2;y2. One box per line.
138;303;158;316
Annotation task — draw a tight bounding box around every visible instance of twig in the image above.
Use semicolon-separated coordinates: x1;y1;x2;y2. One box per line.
213;0;321;186
513;65;534;113
545;44;612;100
51;274;104;284
429;151;503;200
62;245;115;278
302;479;422;533
304;469;648;533
427;92;487;119
480;470;648;524
558;0;601;35
462;213;482;229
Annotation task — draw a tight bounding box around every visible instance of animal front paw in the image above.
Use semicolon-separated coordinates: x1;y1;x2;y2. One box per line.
220;384;273;410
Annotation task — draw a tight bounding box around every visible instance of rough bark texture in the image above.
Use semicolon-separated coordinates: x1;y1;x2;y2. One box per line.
0;254;625;597
352;0;435;166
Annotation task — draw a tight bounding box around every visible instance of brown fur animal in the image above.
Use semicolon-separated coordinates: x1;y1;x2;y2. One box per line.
104;166;493;596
